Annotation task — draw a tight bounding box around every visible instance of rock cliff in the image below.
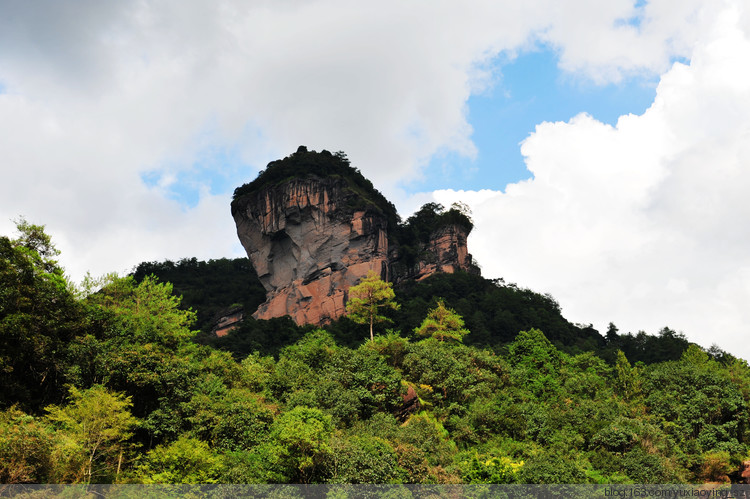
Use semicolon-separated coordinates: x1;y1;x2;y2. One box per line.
232;175;389;324
393;223;479;282
231;146;479;325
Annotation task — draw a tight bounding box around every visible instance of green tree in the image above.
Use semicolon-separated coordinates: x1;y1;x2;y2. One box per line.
506;329;565;401
614;350;642;400
183;380;275;451
319;345;404;423
45;385;139;483
88;275;196;348
74;275;215;446
414;299;470;343
346;270;400;342
11;217;61;273
271;406;334;483
327;434;406;483
0;221;86;410
0;407;55;483
136;435;225;484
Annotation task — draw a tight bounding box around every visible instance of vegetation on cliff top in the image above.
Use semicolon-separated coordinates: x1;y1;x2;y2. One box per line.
232;146;400;230
231;147;474;252
2;221;748;485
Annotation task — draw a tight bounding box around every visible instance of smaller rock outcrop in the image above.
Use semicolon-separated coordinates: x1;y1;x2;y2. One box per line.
389;201;480;284
729;460;750;483
396;384;421;421
211;306;245;337
391;223;479;283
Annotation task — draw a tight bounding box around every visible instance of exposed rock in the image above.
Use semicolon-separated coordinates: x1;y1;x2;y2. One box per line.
396;384;421;421
729;460;750;483
211;306;245;337
231;147;479;326
233;175;389;324
391;223;480;283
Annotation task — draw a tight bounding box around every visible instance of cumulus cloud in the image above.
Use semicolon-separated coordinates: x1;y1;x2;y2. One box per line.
1;0;746;357
431;3;750;358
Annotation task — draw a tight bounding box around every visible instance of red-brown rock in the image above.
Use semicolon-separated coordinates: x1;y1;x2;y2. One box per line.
231;148;480;326
233;176;389;324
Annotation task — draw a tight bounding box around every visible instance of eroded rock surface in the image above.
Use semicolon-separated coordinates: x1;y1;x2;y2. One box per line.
233;176;388;324
394;224;480;282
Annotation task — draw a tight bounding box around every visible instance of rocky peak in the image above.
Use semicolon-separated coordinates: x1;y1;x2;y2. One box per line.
231;147;479;326
394;223;480;282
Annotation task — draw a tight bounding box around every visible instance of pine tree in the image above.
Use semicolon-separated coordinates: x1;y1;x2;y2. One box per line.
414;299;470;343
346;270;399;342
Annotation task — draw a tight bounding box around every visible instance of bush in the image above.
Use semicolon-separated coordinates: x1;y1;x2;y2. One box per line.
136;436;225;484
0;407;54;483
516;450;586;484
458;451;523;484
327;435;405;483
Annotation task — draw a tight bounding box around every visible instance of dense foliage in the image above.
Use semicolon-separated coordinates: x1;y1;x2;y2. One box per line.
132;257;266;334
140;257;691;365
2;222;748;485
393;272;605;355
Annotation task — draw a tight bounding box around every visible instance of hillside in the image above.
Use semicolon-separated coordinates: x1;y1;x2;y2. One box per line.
2;219;749;485
131;254;692;367
132;257;266;334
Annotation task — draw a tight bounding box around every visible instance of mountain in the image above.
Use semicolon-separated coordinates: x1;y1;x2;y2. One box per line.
230;146;479;325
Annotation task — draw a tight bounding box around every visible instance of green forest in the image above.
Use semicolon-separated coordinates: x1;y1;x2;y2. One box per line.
2;220;750;485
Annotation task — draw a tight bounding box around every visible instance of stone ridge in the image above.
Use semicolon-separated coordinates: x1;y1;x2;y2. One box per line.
232;156;480;326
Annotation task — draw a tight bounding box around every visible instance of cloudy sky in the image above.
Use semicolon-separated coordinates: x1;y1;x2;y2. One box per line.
2;1;749;358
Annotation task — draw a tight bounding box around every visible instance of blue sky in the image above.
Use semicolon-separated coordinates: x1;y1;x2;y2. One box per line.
417;48;660;193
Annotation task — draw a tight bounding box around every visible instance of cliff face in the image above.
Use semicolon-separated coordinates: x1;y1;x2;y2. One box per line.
231;147;479;326
232;176;389;324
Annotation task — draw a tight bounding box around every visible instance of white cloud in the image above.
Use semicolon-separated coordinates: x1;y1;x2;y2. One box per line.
430;3;750;359
1;0;748;358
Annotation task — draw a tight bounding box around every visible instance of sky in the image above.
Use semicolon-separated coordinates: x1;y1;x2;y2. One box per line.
1;1;750;359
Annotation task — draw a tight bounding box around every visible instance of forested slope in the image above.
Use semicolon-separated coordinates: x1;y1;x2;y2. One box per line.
133;254;690;365
2;222;748;485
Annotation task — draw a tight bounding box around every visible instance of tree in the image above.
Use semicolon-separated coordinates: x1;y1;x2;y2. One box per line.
414;299;470;343
45;385;139;484
0;221;86;410
614;350;642;400
136;435;225;484
327;434;406;483
11;217;61;273
606;322;619;344
270;406;334;483
87;275;196;348
0;407;55;483
346;270;399;342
